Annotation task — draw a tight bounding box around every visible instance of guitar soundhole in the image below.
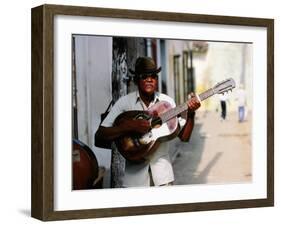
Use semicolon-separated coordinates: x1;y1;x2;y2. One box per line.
135;113;150;120
135;113;162;128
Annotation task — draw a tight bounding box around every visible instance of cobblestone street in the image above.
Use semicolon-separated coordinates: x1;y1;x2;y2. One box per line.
172;110;252;185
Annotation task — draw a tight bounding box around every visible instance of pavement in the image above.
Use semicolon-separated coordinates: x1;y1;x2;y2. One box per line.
171;110;252;185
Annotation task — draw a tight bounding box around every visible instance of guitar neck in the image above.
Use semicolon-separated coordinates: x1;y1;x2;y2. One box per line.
160;88;216;123
198;88;216;102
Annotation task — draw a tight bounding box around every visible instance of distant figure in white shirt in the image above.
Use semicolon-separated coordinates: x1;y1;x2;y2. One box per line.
236;84;247;122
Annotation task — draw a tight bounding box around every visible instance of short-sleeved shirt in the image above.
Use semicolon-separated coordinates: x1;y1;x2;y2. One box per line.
101;91;186;187
236;88;247;107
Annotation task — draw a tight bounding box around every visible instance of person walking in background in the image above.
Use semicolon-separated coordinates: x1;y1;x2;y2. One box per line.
236;84;247;122
219;94;228;121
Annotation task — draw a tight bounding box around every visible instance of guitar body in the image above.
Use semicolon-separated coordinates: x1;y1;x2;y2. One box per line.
114;101;180;163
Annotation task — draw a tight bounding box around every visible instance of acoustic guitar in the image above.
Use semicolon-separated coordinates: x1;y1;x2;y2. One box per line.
114;78;236;163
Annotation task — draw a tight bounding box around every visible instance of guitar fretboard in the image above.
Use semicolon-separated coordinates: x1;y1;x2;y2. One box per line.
160;88;216;123
160;103;188;123
198;88;215;101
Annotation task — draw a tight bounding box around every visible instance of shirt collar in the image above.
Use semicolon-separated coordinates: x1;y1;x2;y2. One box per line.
135;91;160;104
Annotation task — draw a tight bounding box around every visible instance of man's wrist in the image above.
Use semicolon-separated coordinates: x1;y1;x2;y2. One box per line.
187;111;196;119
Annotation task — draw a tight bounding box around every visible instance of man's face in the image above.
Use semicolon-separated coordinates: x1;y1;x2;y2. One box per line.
138;74;158;96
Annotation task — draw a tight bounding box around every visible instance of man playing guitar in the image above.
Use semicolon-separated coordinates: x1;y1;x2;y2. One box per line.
95;57;201;187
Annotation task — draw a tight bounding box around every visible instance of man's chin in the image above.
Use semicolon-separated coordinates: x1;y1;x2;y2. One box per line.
144;89;155;95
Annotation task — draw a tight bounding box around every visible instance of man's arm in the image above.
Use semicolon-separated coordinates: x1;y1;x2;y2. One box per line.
178;111;195;142
178;94;201;142
95;119;151;142
95;94;151;142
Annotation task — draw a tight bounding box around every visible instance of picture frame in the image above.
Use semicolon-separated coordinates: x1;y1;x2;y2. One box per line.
31;4;274;221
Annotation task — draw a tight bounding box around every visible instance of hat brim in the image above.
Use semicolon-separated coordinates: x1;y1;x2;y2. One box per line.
129;67;161;75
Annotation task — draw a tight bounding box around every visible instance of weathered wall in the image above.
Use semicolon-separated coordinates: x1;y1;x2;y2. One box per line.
74;35;113;187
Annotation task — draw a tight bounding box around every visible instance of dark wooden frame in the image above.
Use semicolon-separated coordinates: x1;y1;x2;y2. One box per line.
31;4;274;221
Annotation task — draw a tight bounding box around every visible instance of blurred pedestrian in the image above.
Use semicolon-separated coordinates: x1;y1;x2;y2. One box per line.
236;84;247;122
219;94;228;121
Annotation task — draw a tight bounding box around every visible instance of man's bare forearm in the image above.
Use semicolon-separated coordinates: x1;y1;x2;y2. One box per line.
95;119;151;141
178;117;195;142
95;125;128;141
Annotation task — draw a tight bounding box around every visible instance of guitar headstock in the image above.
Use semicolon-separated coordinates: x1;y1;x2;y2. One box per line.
213;78;236;95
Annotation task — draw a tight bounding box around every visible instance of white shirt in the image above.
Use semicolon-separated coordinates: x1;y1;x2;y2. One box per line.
236;88;247;107
101;91;185;187
219;93;228;101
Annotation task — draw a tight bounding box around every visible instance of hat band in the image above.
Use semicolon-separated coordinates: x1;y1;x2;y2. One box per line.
131;67;161;75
